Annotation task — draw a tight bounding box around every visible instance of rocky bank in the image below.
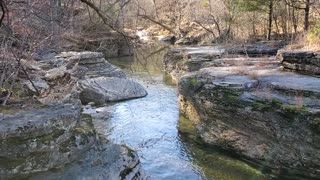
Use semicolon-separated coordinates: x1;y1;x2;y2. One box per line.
278;50;320;75
163;42;320;178
0;51;147;179
0;104;144;179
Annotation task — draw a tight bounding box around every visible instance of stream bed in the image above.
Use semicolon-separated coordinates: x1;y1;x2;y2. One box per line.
105;44;268;180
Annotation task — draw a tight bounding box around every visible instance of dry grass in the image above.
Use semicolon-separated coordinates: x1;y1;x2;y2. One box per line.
287;29;320;51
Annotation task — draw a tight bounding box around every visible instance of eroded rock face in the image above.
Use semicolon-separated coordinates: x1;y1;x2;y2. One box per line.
0;104;145;179
169;45;320;177
277;50;320;75
77;77;148;105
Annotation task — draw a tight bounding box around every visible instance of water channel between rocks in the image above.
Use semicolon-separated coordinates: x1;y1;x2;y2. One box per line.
105;44;267;180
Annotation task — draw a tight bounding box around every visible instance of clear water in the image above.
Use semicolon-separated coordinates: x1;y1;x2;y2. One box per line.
106;44;267;180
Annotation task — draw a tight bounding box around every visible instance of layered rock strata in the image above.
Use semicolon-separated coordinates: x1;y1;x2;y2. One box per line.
164;45;320;178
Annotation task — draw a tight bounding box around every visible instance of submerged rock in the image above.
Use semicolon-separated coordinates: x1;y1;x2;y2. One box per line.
0;104;145;179
166;45;320;178
77;77;148;105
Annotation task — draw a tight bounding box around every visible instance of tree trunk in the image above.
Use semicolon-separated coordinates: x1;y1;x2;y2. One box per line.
292;7;298;34
267;0;273;40
304;0;310;31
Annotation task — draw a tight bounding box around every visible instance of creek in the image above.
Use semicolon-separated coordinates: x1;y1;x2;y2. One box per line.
106;44;267;180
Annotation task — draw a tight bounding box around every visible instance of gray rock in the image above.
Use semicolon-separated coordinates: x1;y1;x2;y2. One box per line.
0;104;145;179
178;65;320;178
277;50;320;75
31;140;145;180
164;44;320;178
0;104;84;178
222;41;287;57
163;47;223;82
57;51;127;79
32;51;148;105
176;37;198;45
82;62;127;79
70;65;89;79
23;78;49;94
163;46;279;83
77;77;147;105
44;66;69;80
61;51;104;61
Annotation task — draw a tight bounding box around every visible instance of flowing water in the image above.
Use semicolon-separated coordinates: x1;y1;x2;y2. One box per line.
106;44;268;180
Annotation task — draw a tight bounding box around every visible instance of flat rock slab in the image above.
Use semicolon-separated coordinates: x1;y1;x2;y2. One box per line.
172;46;225;56
77;77;147;105
82;62;127;79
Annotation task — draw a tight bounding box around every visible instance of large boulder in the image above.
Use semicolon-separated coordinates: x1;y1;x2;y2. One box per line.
0;104;145;179
173;46;320;177
277;50;320;75
77;77;147;105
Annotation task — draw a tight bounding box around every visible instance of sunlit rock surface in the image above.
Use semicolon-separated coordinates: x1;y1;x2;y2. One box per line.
77;77;147;105
165;44;320;178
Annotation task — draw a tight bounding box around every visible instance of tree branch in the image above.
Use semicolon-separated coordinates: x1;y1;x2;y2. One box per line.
79;0;134;39
138;14;175;34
